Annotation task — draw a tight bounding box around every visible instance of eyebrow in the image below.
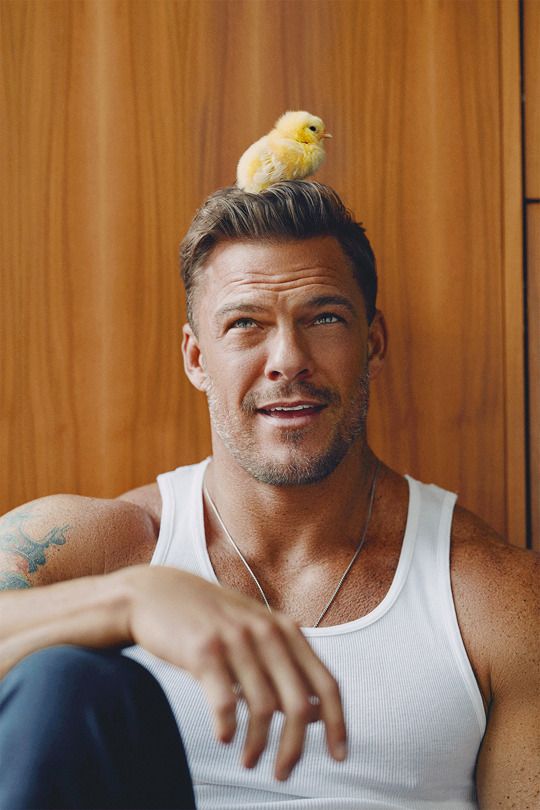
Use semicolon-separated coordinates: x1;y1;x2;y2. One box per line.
215;302;268;321
214;295;358;324
306;295;357;316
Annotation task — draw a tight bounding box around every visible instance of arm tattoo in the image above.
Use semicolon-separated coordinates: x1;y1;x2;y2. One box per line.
0;572;31;590
0;505;69;589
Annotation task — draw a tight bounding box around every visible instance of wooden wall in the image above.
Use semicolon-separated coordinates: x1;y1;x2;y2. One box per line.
524;0;540;551
0;0;527;546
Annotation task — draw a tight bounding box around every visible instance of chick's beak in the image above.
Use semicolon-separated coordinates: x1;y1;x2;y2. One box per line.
322;132;333;139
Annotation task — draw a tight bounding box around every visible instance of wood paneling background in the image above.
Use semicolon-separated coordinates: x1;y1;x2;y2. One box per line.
524;0;540;551
524;0;540;198
528;207;540;551
0;0;526;545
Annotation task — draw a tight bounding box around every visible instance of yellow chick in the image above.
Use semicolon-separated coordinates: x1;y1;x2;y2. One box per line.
236;111;332;193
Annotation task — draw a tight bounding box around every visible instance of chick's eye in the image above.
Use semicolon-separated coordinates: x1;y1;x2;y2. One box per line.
308;125;317;132
314;312;342;325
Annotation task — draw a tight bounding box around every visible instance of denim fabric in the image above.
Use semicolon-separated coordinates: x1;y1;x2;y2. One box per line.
0;645;196;809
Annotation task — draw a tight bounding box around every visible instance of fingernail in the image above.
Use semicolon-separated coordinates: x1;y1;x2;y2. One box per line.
334;741;347;760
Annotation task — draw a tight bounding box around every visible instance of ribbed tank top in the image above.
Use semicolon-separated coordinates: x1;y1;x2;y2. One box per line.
124;457;487;810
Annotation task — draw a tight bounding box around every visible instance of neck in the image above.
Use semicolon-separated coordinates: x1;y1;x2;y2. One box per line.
204;440;379;567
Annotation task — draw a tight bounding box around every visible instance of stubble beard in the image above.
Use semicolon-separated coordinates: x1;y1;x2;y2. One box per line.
204;366;371;486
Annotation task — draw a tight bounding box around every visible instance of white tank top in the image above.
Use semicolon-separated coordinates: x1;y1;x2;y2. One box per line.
125;457;486;810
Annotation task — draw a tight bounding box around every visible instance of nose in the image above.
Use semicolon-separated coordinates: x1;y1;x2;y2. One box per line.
264;325;313;382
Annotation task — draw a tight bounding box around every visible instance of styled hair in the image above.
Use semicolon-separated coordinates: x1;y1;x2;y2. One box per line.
179;181;377;328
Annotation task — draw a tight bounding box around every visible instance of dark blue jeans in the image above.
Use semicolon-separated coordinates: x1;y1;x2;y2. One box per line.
0;645;196;809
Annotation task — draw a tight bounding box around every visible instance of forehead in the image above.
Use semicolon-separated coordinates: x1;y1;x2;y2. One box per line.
197;236;362;310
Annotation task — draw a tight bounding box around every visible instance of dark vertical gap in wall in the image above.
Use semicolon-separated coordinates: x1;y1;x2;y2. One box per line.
519;0;532;549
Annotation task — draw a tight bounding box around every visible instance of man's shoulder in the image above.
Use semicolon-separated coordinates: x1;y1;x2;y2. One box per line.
116;458;210;530
0;492;161;587
450;502;538;585
450;503;539;699
117;482;162;530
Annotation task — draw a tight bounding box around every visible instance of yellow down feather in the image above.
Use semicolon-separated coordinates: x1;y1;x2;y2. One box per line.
236;111;332;193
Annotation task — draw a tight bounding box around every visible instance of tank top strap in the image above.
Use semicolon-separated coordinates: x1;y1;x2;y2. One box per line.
152;457;211;574
404;475;457;581
403;475;486;731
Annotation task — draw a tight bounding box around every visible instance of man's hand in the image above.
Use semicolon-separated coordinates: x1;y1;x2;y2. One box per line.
124;565;347;781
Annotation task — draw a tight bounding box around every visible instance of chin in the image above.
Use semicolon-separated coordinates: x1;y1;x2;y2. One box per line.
232;438;356;487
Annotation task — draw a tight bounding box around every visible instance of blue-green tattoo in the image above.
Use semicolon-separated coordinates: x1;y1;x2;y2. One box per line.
0;572;31;590
0;506;69;589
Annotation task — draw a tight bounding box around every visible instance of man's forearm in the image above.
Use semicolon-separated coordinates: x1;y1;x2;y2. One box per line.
0;570;133;677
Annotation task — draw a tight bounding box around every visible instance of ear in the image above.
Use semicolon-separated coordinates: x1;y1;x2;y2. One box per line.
366;310;387;380
182;323;209;392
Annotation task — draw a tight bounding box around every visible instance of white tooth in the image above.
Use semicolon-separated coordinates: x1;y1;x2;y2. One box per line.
272;405;311;412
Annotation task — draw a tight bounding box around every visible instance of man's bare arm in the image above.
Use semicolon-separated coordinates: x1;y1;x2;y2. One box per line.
475;544;540;808
0;492;155;573
0;570;132;673
0;564;347;781
0;497;347;780
0;493;152;666
0;494;157;643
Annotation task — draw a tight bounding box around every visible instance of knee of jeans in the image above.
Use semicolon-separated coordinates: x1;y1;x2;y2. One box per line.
1;646;170;739
2;646;129;706
8;643;100;676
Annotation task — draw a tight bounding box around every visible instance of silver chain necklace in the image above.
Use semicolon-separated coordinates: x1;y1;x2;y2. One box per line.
203;460;380;628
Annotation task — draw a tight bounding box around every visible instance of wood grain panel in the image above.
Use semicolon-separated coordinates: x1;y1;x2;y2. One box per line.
343;0;510;537
0;2;82;506
499;0;526;547
0;0;525;545
524;0;540;197
528;206;540;551
524;0;540;550
0;0;212;509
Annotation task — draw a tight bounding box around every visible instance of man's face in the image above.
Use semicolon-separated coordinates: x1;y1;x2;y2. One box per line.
183;236;383;485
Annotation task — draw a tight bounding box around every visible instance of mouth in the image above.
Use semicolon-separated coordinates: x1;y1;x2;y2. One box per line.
256;401;327;424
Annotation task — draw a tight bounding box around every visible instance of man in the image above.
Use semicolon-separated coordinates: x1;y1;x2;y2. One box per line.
0;182;538;810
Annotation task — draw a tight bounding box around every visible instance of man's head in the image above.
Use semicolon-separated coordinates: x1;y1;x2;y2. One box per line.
179;182;386;486
180;181;378;333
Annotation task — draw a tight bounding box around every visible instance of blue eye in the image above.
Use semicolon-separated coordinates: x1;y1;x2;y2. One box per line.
314;312;341;324
231;318;256;329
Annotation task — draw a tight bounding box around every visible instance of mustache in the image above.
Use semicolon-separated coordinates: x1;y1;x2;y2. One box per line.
242;381;342;414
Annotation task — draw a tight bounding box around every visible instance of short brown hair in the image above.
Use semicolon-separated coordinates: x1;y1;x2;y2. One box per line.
179;181;377;328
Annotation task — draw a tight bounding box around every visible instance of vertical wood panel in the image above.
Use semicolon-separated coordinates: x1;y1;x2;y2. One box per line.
1;2;81;503
0;0;526;545
524;0;540;196
80;1;213;495
0;0;212;509
524;0;540;550
528;206;540;551
499;0;526;546
359;0;508;535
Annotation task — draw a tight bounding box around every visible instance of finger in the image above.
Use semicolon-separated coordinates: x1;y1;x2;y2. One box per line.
198;658;238;744
225;630;279;769
252;625;316;780
277;618;347;761
307;696;322;723
235;672;321;722
236;678;321;724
